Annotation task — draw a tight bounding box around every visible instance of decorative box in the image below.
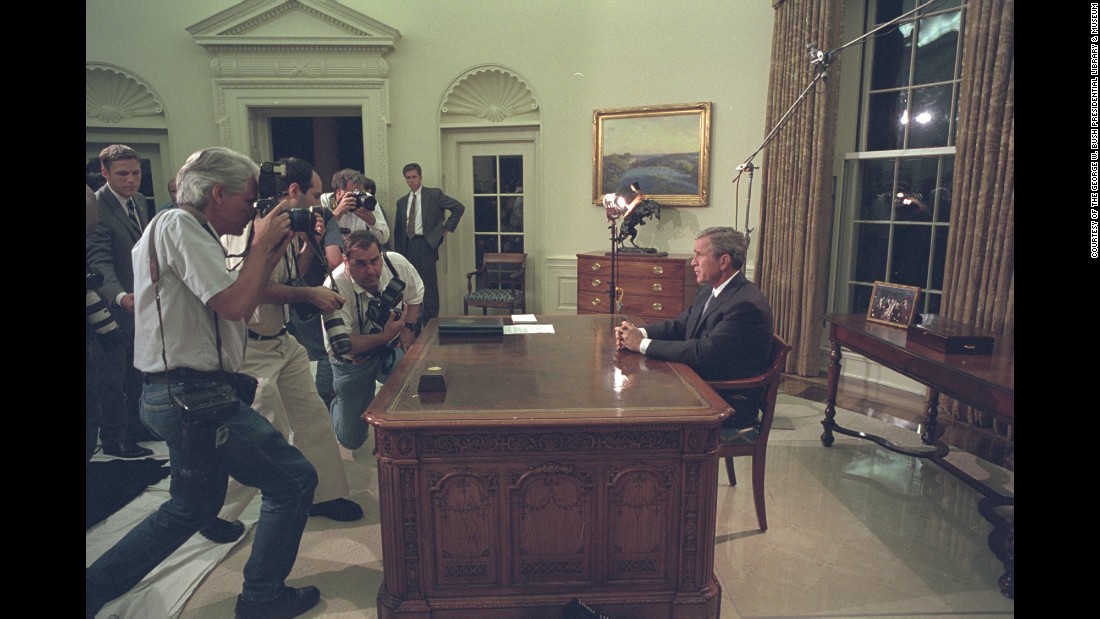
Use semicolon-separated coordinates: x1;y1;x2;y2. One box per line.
906;315;995;355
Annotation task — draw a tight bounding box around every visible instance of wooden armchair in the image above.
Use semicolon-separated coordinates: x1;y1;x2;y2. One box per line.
464;253;527;315
706;334;791;531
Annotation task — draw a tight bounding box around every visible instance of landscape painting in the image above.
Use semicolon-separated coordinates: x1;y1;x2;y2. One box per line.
593;102;711;207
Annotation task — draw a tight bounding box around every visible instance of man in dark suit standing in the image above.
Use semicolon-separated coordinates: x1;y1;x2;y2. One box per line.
392;162;465;324
86;144;154;458
616;226;774;428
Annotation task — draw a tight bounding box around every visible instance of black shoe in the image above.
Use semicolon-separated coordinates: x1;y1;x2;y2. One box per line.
101;441;155;459
308;498;363;522
235;585;320;618
199;518;246;544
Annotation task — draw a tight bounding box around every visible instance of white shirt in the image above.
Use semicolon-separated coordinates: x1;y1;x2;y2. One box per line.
322;251;425;361
131;208;247;373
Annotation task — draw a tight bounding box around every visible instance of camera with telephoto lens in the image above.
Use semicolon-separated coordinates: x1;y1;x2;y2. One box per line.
323;310;353;357
86;270;127;349
254;161;313;233
348;189;377;212
366;277;406;330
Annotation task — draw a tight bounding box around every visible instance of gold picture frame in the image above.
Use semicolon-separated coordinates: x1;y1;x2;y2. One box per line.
593;101;711;207
866;281;921;327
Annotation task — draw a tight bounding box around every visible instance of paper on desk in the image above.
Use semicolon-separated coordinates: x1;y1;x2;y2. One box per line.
510;314;538;323
504;324;555;335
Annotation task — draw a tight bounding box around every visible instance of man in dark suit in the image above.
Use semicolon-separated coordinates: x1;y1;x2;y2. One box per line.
392;162;465;324
616;226;774;428
86;144;154;458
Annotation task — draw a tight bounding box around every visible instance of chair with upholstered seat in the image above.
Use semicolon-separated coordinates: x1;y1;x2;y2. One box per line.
464;252;527;315
707;333;791;531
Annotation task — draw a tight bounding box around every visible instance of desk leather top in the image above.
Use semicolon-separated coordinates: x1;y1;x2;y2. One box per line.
366;314;730;428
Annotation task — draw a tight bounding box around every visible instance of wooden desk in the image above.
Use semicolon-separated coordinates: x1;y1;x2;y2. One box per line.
365;314;730;619
819;313;1014;598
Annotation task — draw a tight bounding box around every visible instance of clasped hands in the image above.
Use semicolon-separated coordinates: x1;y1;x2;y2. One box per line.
615;319;642;352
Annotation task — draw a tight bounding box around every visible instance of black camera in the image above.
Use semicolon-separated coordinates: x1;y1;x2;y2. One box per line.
366;277;406;329
254;161;313;233
86;270;126;349
349;189;377;212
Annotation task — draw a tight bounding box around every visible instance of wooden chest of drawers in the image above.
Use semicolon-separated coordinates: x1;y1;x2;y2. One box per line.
576;251;696;323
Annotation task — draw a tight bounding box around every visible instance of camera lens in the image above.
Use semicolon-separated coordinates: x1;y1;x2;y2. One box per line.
286;208;313;233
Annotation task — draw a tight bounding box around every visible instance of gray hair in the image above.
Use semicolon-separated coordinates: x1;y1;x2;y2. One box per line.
331;168;366;191
175;147;259;211
696;226;748;270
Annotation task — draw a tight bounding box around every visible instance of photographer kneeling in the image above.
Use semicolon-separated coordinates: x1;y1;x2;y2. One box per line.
86;147;321;619
322;229;422;450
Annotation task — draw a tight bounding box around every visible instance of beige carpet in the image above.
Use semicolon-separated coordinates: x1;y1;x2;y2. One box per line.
87;395;1014;618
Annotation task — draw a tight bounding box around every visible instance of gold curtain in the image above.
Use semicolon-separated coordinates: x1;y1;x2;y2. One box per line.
755;0;845;376
941;0;1015;436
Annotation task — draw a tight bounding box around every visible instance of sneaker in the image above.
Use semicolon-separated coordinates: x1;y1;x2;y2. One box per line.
308;498;363;522
235;585;320;619
199;518;246;543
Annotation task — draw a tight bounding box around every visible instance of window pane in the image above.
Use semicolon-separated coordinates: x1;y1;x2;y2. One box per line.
501;235;524;254
906;85;953;148
501;196;523;232
850;282;875;315
474;196;498;233
859;159;896;220
890;223;931;286
870;26;911;90
475;235;499;266
500;155;523;193
853;223;889;282
913;12;961;85
867;90;907;150
931;224;948;290
473;156;497;193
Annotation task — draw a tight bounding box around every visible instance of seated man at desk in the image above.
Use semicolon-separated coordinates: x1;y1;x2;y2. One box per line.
322;230;423;450
616;226;773;428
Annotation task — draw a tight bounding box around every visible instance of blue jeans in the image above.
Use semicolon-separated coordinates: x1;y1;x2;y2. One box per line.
85;379;318;613
329;347;402;450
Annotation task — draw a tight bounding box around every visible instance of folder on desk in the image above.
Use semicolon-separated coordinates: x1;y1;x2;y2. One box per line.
437;317;505;337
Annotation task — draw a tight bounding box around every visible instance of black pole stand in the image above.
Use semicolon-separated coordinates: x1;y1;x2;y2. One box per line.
606;217;621;316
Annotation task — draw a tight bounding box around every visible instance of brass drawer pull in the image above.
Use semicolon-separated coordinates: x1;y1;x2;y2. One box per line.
651;302;664;312
651;283;663;292
652;266;664;275
591;298;602;306
590;262;602;271
591;279;601;287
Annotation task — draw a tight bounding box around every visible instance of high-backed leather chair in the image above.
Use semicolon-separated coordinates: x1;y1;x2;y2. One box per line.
707;334;791;531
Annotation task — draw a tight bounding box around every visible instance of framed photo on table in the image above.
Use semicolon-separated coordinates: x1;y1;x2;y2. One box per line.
593;102;711;207
866;281;921;327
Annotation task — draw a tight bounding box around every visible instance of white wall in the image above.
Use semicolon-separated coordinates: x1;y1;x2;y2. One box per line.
87;0;775;307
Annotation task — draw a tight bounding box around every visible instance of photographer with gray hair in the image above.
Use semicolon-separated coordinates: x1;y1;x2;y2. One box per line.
86;147;322;619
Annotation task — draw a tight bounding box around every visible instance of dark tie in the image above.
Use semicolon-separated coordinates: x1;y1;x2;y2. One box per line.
126;198;142;232
406;193;418;240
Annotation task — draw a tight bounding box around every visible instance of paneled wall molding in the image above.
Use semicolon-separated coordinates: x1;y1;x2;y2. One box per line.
86;63;165;127
187;0;399;78
440;64;540;125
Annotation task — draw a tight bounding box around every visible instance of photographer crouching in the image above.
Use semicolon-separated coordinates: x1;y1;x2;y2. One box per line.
322;229;423;450
85;147;321;619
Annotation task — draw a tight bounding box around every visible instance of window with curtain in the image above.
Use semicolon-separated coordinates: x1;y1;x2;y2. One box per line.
833;0;965;316
472;154;525;267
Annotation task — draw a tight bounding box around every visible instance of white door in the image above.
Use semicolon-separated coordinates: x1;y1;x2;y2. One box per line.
441;128;537;316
